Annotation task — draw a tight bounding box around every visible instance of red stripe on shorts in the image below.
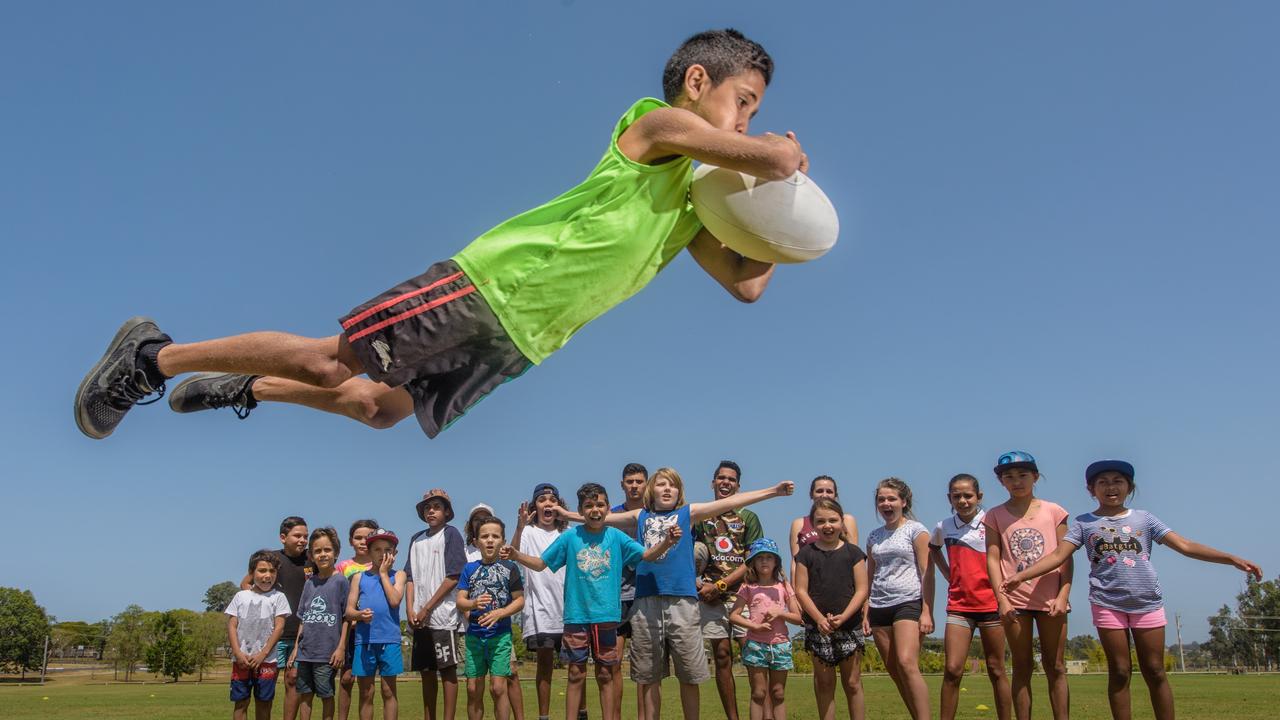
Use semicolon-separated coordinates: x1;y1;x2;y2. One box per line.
346;284;477;342
341;271;465;330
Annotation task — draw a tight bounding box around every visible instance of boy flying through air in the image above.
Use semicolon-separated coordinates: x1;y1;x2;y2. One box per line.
75;29;807;440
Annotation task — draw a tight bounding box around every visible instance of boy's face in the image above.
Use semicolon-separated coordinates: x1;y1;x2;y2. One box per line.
712;467;740;499
310;537;336;571
476;522;504;560
281;525;308;557
685;67;766;134
369;539;395;567
534;493;560;528
252;561;277;592
423;499;448;528
652;476;679;511
351;527;375;557
621;473;646;503
579;494;609;530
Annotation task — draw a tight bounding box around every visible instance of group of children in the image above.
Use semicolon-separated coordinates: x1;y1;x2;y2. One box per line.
224;453;1261;720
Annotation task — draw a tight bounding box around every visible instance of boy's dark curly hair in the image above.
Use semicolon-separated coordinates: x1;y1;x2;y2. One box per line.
663;29;773;104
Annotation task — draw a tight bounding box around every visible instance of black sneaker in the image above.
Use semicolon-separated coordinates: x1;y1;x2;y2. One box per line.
168;373;259;419
74;317;171;439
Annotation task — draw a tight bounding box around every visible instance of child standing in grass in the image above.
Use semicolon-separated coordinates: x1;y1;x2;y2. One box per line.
289;528;351;720
336;520;378;720
928;475;1011;720
227;550;293;720
404;490;467;720
513;483;573;720
456;516;525;720
729;538;802;720
794;499;868;720
346;529;406;720
1003;459;1262;720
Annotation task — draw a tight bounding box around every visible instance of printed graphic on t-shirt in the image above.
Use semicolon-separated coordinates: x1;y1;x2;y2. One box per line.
466;562;515;610
1089;525;1144;562
1008;527;1046;572
300;595;339;628
576;544;613;580
642;514;679;561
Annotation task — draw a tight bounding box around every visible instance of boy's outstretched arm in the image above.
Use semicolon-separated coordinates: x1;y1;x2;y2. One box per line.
687;229;776;303
689;481;794;523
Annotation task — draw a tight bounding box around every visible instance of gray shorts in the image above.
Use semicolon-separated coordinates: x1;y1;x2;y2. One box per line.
296;661;336;698
700;599;746;640
628;596;710;685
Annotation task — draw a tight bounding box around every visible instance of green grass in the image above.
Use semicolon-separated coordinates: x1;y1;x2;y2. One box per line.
3;673;1278;719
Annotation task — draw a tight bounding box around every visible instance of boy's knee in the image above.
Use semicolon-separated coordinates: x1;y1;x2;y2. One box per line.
594;666;613;685
943;664;965;684
567;663;587;683
770;685;787;705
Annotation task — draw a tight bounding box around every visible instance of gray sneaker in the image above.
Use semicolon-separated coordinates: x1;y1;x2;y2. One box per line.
168;373;259;419
74;317;171;439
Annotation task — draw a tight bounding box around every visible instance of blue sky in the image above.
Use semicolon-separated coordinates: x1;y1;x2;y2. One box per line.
2;3;1276;642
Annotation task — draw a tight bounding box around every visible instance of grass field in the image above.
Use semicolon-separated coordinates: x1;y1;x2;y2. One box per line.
3;672;1277;719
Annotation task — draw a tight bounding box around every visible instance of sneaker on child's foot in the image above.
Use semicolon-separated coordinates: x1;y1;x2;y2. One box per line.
74;316;171;439
168;373;259;419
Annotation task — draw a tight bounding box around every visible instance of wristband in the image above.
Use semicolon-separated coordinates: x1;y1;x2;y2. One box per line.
714;579;728;592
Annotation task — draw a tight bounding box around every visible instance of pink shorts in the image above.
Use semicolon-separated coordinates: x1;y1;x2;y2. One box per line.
1091;604;1166;630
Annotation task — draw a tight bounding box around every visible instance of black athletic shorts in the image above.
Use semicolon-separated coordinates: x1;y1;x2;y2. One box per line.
868;600;923;628
410;628;461;672
340;260;532;437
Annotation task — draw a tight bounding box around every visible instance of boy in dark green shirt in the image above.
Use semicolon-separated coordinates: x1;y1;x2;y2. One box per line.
77;29;808;440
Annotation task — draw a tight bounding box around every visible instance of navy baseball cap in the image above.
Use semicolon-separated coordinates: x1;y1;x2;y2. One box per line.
531;483;561;505
1086;460;1135;483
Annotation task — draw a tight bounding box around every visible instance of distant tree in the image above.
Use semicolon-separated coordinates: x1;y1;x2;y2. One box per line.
51;620;96;657
0;587;51;678
106;605;151;681
186;611;228;682
202;582;239;614
1235;575;1279;670
146;611;195;681
91;619;111;659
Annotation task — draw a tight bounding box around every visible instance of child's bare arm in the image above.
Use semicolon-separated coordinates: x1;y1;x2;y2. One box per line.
690;481;794;523
928;545;950;584
1161;532;1263;578
500;544;549;572
640;524;683;562
619;107;803;180
384;571;407;608
726;595;754;630
686;229;776;303
420;577;458;614
227;616;247;664
780;586;804;625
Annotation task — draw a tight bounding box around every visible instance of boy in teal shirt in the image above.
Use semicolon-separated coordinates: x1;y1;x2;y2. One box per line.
78;29;807;440
503;482;679;720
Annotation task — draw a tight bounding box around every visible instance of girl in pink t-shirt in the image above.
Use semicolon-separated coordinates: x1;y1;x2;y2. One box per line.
983;451;1072;720
730;538;802;720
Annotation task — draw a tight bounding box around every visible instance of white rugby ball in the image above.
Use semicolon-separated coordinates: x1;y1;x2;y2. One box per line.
690;164;839;263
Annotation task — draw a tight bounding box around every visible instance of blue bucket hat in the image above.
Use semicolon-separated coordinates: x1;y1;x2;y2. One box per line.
994;450;1038;475
746;538;781;564
1086;460;1135;484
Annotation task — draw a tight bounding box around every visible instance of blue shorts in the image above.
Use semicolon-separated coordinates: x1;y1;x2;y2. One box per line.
296;661;337;697
230;661;278;703
742;640;794;671
275;639;296;668
353;643;403;678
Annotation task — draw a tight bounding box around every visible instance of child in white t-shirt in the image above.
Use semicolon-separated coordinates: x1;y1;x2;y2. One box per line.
226;550;293;720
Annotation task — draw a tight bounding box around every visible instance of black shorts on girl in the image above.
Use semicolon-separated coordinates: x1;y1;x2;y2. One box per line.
340;259;532;438
803;625;865;666
867;600;922;628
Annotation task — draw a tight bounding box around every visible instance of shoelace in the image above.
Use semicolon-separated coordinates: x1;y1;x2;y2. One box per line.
107;370;165;410
203;383;257;420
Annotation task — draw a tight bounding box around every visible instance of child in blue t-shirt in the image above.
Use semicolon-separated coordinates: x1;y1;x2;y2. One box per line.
456;516;525;720
1004;460;1261;720
504;482;678;720
344;528;406;720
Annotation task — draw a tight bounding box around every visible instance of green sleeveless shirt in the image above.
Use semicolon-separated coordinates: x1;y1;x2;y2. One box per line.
453;98;702;365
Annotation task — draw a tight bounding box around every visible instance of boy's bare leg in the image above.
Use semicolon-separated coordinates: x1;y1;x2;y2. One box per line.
252;376;414;429
157;333;359;388
380;676;398;720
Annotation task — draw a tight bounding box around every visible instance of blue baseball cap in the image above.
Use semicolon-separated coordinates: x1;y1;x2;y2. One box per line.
531;483;561;505
746;538;782;563
1086;460;1135;483
994;450;1038;475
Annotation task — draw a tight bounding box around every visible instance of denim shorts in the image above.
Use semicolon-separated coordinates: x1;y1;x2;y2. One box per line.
296;661;336;697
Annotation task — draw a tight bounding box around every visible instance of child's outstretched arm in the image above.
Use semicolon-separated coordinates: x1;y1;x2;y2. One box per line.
500;544;549;572
689;481;795;523
553;504;640;533
1160;532;1263;579
1000;540;1077;593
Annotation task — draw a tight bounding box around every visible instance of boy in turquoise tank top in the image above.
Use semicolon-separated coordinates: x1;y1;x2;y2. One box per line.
76;29;809;440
